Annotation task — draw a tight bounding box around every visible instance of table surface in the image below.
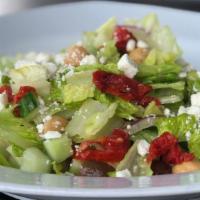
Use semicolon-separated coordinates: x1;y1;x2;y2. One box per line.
0;0;199;199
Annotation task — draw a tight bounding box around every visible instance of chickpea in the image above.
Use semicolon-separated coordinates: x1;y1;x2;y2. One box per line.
43;116;68;133
64;45;87;66
129;48;149;64
172;160;200;174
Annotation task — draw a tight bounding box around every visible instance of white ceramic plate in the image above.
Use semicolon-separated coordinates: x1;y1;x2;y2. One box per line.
0;1;200;200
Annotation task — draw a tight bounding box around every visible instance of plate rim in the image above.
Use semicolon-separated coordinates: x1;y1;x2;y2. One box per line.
0;1;200;198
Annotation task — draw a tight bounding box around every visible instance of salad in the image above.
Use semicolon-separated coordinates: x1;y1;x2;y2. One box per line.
0;13;200;177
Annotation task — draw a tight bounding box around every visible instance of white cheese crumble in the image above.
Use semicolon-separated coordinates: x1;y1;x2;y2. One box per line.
36;124;44;134
35;53;50;64
99;57;106;64
0;92;8;111
186;131;191;141
45;62;57;76
43;115;52;123
54;54;65;65
41;131;62;140
80;55;97;66
137;40;149;49
179;72;187;78
126;39;136;52
137;139;150;157
164;108;171;117
116;169;132;177
178;105;200;120
117;54;138;78
65;66;75;79
191;92;200;107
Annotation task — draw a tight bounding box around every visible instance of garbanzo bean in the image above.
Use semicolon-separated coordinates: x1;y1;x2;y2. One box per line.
172;160;200;174
64;45;87;66
43;116;68;133
129;48;149;64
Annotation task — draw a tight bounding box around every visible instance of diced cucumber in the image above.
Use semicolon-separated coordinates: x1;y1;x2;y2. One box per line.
20;147;51;173
43;135;73;163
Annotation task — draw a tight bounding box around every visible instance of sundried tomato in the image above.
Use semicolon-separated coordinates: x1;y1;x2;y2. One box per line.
74;129;130;163
114;26;136;54
0;85;13;102
13;86;36;104
93;70;158;106
147;132;194;165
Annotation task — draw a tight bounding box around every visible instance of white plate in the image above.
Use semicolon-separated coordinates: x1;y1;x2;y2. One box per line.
0;1;200;200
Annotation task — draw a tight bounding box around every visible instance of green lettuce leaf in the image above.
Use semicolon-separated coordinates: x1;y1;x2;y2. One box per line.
75;63;121;74
94;90;143;119
188;130;200;159
96;40;120;64
155;114;197;141
9;65;50;96
125;13;182;60
63;71;95;104
66;99;117;142
117;140;153;176
137;63;181;78
0;109;42;149
83;17;117;54
187;70;200;96
151;81;185;91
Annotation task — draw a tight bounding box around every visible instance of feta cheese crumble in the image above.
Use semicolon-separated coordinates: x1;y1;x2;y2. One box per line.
43;115;52;123
36;124;44;134
41;131;62;140
80;55;97;66
137;40;149;49
0;92;8;111
137;139;150;157
164;108;171;117
117;54;138;78
185;131;191;141
191;92;200;107
126;39;136;52
116;169;132;177
178;92;200;120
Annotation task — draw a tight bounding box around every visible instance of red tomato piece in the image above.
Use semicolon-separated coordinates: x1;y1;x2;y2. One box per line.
147;132;194;165
74;129;130;163
93;70;153;103
0;85;13;102
114;26;135;54
147;132;177;162
13;86;36;104
139;96;161;107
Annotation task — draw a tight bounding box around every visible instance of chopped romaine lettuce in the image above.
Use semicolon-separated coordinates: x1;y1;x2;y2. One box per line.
125;13;182;61
137;63;181;78
144;101;163;117
66;99;117;142
0;109;42;149
150;89;184;104
9;65;50;96
151;81;185;91
75;63;121;74
83;17;116;54
94;90;143;119
131;129;157;143
187;70;200;96
117;141;153;176
96;40;119;64
63;71;95;104
155;114;197;141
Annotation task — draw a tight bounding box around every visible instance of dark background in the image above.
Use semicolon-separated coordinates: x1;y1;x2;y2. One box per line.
0;0;199;199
